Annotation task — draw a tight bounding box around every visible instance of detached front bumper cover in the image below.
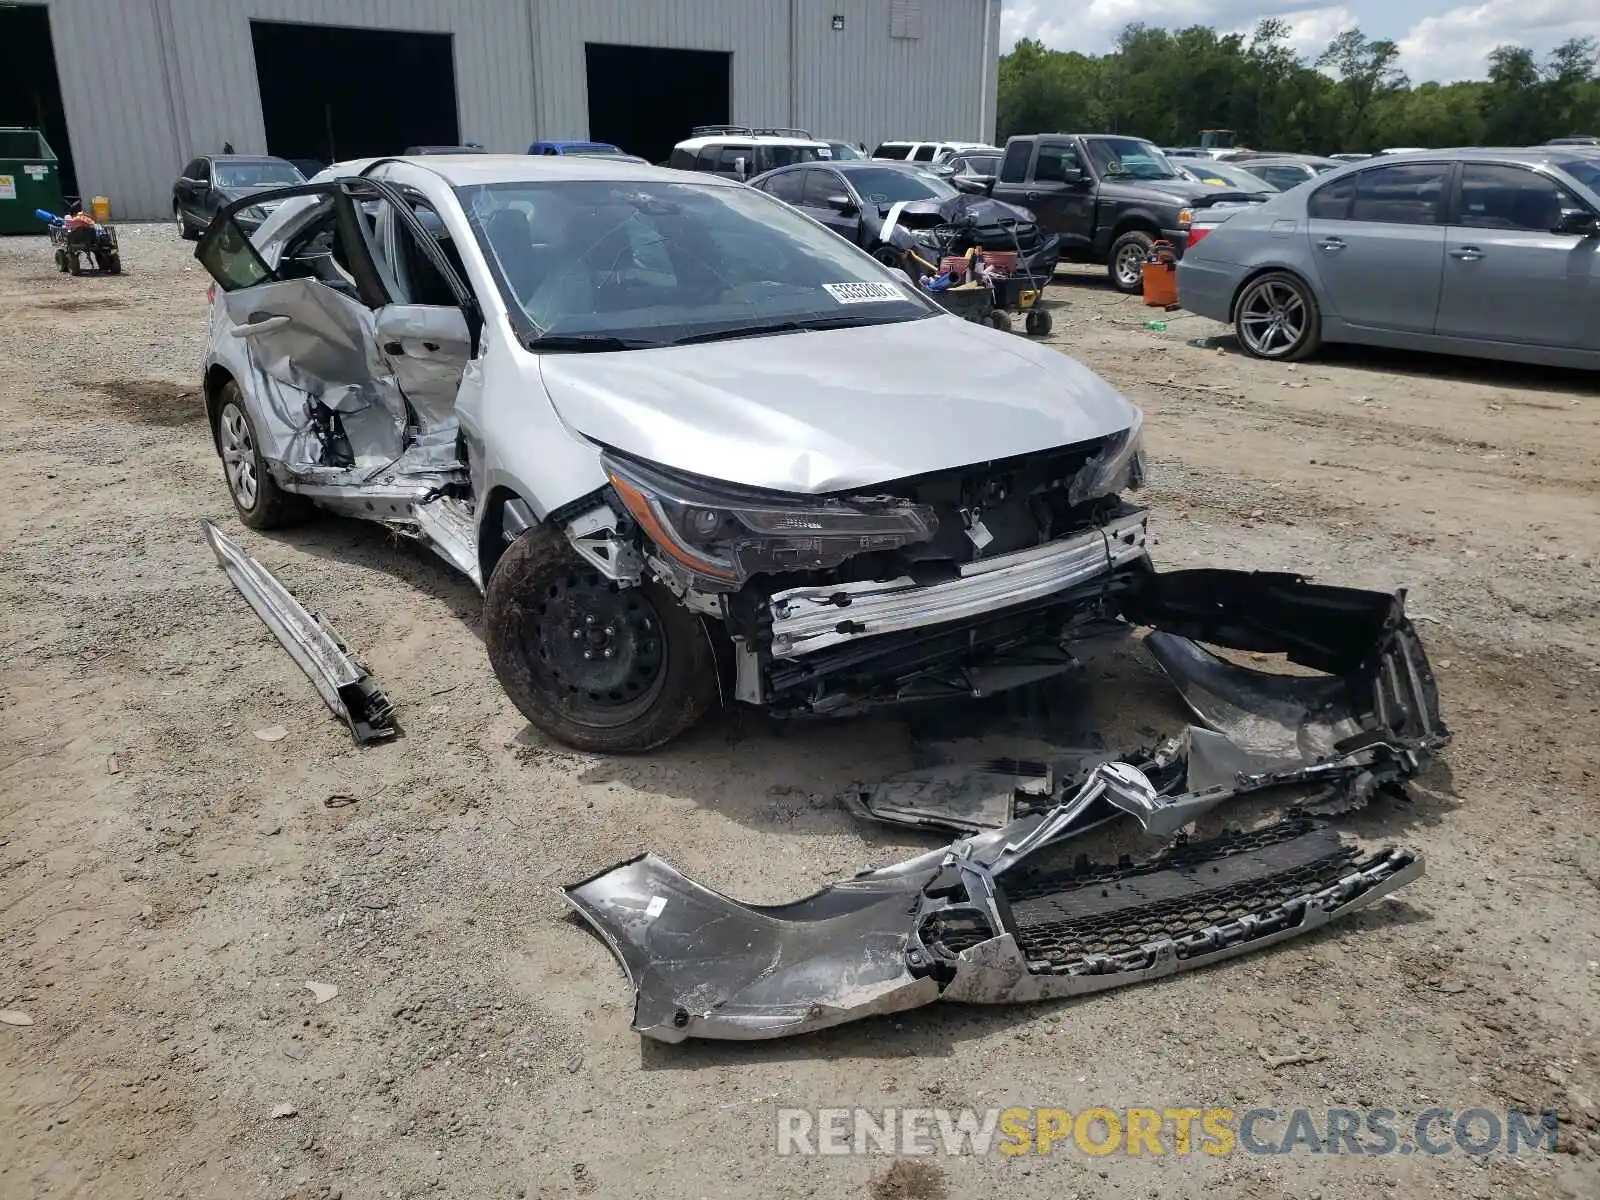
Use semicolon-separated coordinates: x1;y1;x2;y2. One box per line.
565;805;1422;1042
565;566;1443;1043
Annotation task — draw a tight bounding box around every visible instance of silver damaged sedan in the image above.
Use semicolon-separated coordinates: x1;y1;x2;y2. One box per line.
195;155;1151;750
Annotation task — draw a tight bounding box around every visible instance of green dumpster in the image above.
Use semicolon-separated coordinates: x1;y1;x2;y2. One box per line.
0;127;67;234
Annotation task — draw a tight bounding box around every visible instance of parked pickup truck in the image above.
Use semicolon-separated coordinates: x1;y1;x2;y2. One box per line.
988;134;1266;292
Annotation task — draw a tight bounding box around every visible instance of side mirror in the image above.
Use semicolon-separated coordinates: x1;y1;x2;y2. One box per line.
982;176;997;197
826;193;858;215
951;176;987;195
1556;208;1599;236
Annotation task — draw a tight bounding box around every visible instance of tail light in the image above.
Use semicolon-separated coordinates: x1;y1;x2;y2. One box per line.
206;283;215;304
1187;225;1212;248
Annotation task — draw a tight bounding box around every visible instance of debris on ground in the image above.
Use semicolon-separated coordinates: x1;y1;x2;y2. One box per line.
569;807;1422;1042
1259;1046;1328;1069
204;521;398;745
304;981;338;1005
270;1103;298;1119
0;1010;35;1027
253;725;289;742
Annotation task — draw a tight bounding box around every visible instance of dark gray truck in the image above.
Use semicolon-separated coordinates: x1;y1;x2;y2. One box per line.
987;134;1265;292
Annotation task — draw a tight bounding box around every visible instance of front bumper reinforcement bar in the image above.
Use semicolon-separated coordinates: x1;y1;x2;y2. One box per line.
767;510;1149;659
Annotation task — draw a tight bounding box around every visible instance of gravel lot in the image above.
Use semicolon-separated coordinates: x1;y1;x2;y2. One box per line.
3;226;1599;1200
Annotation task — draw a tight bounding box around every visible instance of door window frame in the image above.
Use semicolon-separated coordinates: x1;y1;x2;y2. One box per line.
196;176;480;348
1446;161;1592;231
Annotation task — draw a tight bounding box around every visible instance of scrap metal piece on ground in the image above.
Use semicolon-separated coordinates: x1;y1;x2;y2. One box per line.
203;521;398;745
565;789;1422;1042
849;568;1450;838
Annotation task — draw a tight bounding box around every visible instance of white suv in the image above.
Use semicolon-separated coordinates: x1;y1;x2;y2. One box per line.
872;140;998;166
668;126;832;181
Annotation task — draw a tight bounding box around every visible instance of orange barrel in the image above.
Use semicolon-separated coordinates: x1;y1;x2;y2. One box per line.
1142;260;1177;307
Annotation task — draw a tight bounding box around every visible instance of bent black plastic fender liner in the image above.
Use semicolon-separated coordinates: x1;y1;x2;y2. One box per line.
848;568;1449;837
564;806;1423;1043
203;520;398;744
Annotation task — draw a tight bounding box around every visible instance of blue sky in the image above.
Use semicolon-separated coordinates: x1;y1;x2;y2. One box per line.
1001;0;1600;83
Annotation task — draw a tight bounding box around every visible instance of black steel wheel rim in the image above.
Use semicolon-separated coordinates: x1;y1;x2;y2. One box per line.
526;568;669;728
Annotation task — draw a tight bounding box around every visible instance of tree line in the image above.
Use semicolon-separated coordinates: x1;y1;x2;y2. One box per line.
996;21;1600;154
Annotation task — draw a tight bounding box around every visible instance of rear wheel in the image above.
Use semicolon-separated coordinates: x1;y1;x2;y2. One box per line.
1233;271;1321;361
1108;230;1154;293
485;527;720;752
216;383;312;529
175;204;196;241
1025;308;1053;336
986;309;1013;332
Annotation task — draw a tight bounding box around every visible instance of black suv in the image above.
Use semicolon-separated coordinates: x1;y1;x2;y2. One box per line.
172;154;305;239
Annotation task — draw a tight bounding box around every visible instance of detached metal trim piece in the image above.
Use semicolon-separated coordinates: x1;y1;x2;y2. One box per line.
767;511;1148;659
203;521;398;745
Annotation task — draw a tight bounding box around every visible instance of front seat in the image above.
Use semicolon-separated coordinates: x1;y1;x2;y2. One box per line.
484;207;545;304
1510;188;1561;233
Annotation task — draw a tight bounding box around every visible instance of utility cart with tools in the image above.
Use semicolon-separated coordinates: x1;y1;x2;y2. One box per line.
42;210;121;275
907;244;1053;335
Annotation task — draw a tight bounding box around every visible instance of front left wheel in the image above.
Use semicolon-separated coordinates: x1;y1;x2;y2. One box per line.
485;526;720;753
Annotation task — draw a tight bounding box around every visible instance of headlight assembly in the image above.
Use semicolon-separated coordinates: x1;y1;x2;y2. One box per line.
601;454;938;592
1068;410;1146;506
243;205;269;223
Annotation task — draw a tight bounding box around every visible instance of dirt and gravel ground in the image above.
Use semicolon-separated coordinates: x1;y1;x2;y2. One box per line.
2;229;1599;1200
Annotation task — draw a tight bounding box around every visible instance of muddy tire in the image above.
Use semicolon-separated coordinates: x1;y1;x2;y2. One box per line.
485;526;719;753
215;382;313;530
1108;230;1154;293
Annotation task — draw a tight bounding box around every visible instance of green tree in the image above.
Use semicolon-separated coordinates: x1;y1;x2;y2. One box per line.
992;23;1595;153
1316;29;1409;149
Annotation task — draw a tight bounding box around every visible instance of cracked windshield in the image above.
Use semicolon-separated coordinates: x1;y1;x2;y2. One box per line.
458;180;931;348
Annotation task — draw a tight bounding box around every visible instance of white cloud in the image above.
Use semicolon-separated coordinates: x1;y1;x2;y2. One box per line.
1268;6;1359;59
1000;0;1600;81
1397;1;1600;83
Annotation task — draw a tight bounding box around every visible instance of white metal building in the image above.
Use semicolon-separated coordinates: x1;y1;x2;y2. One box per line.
6;0;1001;220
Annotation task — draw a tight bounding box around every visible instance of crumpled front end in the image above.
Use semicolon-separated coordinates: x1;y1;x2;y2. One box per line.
592;424;1149;717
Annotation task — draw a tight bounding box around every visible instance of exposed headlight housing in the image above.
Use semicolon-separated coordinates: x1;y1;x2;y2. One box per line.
243;204;269;222
602;454;938;592
1068;410;1146;506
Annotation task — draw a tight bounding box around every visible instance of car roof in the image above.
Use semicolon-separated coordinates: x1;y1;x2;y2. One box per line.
209;155;293;164
1362;147;1581;166
675;134;826;150
342;153;736;186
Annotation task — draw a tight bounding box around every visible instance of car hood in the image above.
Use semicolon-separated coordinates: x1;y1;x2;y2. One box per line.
536;316;1137;494
1100;177;1257;207
215;186;292;208
894;193;1036;227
